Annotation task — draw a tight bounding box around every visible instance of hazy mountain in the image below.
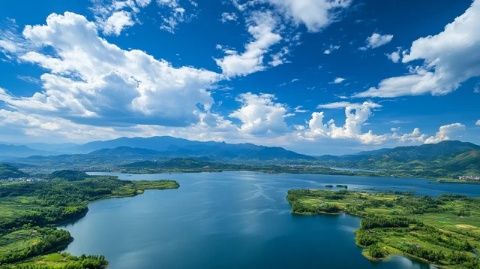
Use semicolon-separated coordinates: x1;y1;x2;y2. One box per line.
9;137;313;171
76;136;314;161
0;144;48;159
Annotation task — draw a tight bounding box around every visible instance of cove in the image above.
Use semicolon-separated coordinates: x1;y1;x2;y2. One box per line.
62;172;480;269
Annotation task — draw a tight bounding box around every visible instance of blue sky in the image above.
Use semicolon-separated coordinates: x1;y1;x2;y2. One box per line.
0;0;479;154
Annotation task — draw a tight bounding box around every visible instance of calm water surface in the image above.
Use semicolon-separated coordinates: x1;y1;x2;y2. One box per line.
63;172;480;269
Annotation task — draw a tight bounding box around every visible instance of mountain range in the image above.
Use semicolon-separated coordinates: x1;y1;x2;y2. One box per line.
1;137;479;180
1;136;313;170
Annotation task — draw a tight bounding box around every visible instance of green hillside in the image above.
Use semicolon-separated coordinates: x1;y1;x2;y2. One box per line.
317;141;480;180
0;164;28;180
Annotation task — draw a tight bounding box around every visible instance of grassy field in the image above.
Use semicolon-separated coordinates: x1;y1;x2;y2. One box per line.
287;189;480;268
0;174;179;268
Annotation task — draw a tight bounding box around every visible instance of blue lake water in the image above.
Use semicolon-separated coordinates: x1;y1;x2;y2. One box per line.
63;172;480;269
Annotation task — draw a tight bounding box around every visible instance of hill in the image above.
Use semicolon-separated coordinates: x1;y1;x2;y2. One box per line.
0;163;29;179
317;141;480;179
49;170;90;181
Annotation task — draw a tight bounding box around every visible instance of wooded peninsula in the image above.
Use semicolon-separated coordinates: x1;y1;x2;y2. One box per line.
0;172;179;268
287;189;480;268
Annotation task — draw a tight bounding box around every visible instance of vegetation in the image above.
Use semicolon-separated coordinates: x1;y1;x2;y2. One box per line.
3;253;108;269
316;141;480;182
48;171;90;181
0;164;28;179
287;189;480;268
119;158;365;176
0;171;179;268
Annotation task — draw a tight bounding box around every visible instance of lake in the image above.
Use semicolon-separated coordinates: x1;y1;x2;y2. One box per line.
62;172;480;269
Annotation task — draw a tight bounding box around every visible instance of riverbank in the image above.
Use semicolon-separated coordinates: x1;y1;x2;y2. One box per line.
0;175;179;268
287;189;480;268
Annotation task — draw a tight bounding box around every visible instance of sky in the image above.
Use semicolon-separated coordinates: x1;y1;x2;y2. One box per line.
0;0;479;155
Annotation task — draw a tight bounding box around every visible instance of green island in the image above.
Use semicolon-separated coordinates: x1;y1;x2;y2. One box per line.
287;189;480;268
0;171;179;268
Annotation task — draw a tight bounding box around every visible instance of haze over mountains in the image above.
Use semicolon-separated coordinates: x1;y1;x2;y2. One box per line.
0;136;313;164
0;137;479;179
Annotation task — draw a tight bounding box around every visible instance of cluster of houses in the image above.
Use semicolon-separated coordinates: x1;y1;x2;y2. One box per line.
458;175;480;181
2;177;39;182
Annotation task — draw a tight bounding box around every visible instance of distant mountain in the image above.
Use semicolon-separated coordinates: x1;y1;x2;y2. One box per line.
0;163;29;179
77;136;314;161
10;137;313;171
89;147;161;157
359;140;480;160
0;144;47;159
317;141;480;178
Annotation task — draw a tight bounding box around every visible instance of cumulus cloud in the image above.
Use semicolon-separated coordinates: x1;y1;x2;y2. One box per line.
103;10;135;35
266;0;351;32
386;49;401;63
357;0;480;98
302;101;386;144
215;12;282;77
360;32;393;50
218;0;352;77
424;123;465;144
230;92;289;135
391;127;427;143
390;123;466;144
0;12;219;127
477;120;480;126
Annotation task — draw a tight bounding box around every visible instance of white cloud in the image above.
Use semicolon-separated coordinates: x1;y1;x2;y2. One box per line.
303;101;386;144
360;32;393;50
424;123;465;144
0;12;219;127
386;49;401;63
294;105;307;113
357;0;480;98
266;0;351;32
332;77;345;84
230;92;288;135
157;1;189;33
317;101;352;109
103;10;135;36
221;12;238;23
391;127;426;143
477;120;480;126
323;44;340;55
269;46;289;67
0;109;119;142
0;20;28;58
215;11;282;77
217;0;352;77
92;0;194;35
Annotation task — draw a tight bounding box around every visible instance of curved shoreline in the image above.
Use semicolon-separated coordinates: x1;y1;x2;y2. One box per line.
0;177;179;268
